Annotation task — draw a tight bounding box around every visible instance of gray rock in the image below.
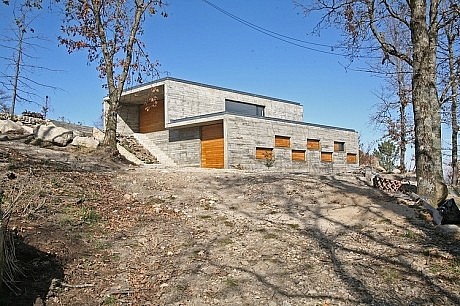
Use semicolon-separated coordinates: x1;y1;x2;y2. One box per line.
34;125;74;146
0;119;24;134
71;136;100;149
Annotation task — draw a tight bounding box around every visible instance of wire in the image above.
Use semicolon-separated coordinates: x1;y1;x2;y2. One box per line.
200;0;346;56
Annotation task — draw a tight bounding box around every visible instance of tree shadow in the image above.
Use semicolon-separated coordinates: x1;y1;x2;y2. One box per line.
194;171;460;304
0;231;64;306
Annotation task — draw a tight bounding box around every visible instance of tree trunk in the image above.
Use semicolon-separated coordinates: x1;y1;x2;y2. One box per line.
410;0;446;206
101;90;120;154
447;29;459;186
11;25;24;116
0;191;4;284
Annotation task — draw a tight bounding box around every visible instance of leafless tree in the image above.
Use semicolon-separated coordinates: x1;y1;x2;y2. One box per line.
1;0;59;115
58;0;167;153
297;0;460;205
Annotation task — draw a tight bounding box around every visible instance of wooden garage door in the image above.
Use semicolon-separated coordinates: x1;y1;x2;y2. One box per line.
201;123;224;168
139;100;165;133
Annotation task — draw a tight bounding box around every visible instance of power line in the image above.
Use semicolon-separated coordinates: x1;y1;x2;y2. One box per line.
200;0;346;56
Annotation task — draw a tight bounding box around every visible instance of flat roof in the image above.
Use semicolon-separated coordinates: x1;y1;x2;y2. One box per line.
123;77;302;106
168;111;357;133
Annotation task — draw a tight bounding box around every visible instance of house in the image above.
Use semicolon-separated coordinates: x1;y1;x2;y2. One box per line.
113;77;359;171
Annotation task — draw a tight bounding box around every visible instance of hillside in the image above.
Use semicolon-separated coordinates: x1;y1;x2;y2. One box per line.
0;140;459;305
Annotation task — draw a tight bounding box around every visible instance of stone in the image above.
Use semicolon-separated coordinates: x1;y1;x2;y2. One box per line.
0;119;24;134
34;125;74;146
71;136;100;149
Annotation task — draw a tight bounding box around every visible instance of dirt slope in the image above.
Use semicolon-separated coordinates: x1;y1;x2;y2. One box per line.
0;141;459;306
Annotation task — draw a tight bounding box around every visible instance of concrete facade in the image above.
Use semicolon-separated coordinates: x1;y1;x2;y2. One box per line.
114;77;359;172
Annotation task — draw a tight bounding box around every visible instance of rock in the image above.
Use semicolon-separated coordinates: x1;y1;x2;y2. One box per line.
71;136;100;149
0;119;24;134
436;224;460;240
93;127;105;141
34;125;74;146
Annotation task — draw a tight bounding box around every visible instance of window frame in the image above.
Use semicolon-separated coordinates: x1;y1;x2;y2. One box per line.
225;99;265;117
321;152;333;163
255;147;273;160
275;135;291;148
334;141;345;152
307;139;320;151
292;149;306;161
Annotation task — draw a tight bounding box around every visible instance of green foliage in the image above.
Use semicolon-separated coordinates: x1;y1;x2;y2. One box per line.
373;140;399;172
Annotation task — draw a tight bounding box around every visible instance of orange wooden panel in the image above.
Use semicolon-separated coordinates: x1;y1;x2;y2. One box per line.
307;139;320;150
256;147;273;159
201;123;224;168
321;152;333;163
347;153;357;164
292;150;305;161
139;100;165;133
275;135;290;148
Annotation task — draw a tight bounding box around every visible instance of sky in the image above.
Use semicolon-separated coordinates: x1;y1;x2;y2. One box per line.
0;0;387;148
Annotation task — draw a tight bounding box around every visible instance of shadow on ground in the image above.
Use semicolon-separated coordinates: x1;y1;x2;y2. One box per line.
0;231;64;306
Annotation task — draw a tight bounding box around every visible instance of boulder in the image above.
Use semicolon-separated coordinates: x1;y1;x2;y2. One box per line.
0;119;24;134
34;125;74;146
71;136;100;149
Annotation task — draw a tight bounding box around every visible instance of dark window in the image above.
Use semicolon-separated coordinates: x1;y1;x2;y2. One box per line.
225;100;265;117
334;141;345;152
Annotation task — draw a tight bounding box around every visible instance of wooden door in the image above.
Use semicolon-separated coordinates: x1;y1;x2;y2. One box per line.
201;123;224;168
139;101;164;133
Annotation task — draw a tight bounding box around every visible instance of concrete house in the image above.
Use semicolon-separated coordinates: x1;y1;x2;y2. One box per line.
114;77;359;171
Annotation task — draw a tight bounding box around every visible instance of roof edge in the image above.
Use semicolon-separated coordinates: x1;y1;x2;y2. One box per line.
123;77;302;106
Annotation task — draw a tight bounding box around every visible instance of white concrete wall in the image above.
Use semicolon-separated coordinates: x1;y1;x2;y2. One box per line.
164;79;303;123
225;115;359;172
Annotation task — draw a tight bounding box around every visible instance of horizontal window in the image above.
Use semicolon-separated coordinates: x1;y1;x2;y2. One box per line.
292;150;305;161
225;100;264;117
347;153;357;164
275;135;290;148
256;147;273;160
321;152;333;163
334;141;345;152
307;139;320;151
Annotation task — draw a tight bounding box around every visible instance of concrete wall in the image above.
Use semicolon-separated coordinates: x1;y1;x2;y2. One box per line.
144;128;201;166
225;115;359;172
118;104;139;135
164;79;303;123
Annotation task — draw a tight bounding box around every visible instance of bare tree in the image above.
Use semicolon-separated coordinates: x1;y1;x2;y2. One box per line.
438;3;460;185
1;0;59;115
297;0;460;205
59;0;167;153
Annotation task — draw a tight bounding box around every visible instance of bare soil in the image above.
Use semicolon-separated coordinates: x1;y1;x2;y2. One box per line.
0;140;459;306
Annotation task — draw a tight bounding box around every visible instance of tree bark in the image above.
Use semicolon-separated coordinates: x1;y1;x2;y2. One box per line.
410;0;446;205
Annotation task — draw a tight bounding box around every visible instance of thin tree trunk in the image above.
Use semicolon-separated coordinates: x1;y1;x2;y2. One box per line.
11;26;24;116
397;56;408;173
449;40;459;185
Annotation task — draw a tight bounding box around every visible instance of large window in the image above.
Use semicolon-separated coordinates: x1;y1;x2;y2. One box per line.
225;100;265;117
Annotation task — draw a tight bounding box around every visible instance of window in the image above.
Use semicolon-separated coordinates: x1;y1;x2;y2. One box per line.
334;141;345;152
321;152;333;163
256;147;273;159
225;100;265;117
347;153;357;164
275;135;290;148
292;150;306;161
307;139;320;150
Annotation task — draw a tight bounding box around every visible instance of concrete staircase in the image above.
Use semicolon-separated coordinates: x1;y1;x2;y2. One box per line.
133;133;177;167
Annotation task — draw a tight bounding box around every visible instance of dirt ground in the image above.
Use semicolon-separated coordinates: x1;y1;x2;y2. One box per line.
0;140;459;306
